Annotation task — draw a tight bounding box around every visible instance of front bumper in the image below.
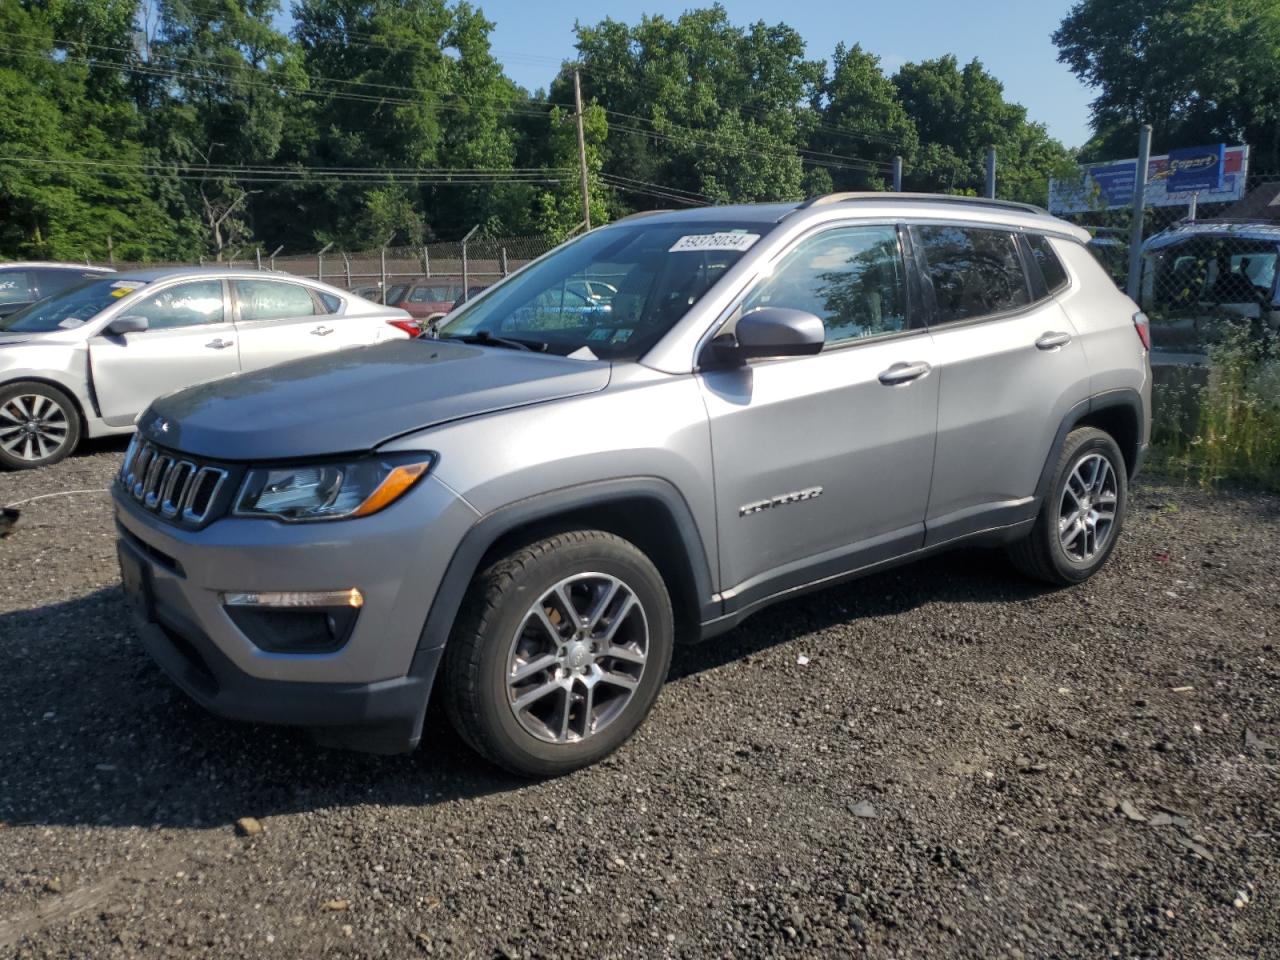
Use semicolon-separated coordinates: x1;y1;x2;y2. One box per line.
113;473;478;753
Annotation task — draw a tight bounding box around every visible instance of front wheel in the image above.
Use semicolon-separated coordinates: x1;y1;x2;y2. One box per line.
442;530;674;777
1007;427;1128;585
0;382;82;470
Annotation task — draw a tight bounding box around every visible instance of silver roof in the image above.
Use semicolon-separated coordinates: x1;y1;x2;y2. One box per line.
0;262;114;272
608;192;1088;242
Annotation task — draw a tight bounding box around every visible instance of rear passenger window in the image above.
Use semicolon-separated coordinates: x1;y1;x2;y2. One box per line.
234;280;320;322
914;226;1029;324
742;225;909;345
1027;235;1069;293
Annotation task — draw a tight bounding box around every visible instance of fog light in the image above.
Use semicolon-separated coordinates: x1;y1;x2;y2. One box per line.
222;588;363;609
221;589;363;654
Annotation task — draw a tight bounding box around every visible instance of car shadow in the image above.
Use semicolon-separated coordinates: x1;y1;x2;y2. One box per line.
0;548;1047;831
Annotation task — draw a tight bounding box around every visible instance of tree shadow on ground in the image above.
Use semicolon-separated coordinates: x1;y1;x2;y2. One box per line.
0;547;1047;831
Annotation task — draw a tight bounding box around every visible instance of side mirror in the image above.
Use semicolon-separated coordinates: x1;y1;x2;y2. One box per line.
107;315;148;336
705;307;825;366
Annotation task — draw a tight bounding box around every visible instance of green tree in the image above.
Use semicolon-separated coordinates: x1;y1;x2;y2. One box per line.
0;1;180;260
809;43;918;192
1055;0;1280;167
893;55;1074;203
528;101;609;240
569;5;824;208
293;0;527;246
145;0;308;257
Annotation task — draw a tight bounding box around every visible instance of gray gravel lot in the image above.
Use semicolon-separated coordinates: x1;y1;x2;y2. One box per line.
1;443;1278;958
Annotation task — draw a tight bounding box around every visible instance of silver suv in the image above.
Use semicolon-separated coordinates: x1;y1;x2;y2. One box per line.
112;194;1152;776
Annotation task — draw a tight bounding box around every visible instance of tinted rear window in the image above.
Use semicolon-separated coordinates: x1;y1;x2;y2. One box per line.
1028;235;1069;292
914;226;1030;324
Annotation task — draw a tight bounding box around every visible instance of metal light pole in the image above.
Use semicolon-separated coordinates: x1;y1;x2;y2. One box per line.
460;224;480;302
1126;125;1153;300
573;68;591;229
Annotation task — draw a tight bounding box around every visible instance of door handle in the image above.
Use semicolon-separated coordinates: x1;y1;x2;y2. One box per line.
1036;331;1072;351
205;338;234;350
311;325;334;336
878;361;932;386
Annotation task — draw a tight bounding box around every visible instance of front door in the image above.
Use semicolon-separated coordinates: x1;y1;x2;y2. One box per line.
910;224;1091;545
697;223;939;611
89;279;239;426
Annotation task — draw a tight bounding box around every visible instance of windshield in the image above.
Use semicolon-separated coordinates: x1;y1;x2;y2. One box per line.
0;278;147;333
438;221;768;360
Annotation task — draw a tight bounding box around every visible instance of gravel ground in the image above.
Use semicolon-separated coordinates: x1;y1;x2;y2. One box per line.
1;443;1278;959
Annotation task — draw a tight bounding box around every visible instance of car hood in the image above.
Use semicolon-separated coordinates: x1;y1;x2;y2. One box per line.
139;339;612;460
0;332;34;345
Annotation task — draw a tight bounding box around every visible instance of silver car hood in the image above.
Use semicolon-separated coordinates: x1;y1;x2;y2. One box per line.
140;339;613;460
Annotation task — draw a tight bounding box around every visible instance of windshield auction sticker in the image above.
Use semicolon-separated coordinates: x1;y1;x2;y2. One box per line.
669;232;761;253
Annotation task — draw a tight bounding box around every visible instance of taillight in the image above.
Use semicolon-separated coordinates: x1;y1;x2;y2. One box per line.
1132;311;1151;351
387;318;421;337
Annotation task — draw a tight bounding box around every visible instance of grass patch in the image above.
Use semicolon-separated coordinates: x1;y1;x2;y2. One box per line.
1150;326;1280;491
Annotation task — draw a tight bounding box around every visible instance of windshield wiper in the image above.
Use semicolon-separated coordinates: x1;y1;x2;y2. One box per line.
438;331;549;353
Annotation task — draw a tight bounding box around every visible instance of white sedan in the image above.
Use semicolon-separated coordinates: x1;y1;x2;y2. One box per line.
0;268;415;469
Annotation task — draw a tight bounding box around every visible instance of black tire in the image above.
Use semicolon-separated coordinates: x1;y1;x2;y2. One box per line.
0;381;82;471
442;530;674;777
1007;427;1128;586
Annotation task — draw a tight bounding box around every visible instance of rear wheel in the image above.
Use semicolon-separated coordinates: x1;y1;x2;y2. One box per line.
0;382;81;470
443;530;673;777
1008;427;1127;585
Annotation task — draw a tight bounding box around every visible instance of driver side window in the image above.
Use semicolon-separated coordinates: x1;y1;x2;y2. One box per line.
131;281;225;330
742;225;908;345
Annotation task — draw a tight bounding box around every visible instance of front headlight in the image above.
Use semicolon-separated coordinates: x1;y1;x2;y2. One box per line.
234;454;433;522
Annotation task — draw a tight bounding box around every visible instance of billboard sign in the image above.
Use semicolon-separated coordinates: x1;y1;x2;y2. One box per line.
1168;144;1226;193
1049;144;1248;215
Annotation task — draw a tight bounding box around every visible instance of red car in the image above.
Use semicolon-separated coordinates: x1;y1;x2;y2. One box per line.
389;280;469;321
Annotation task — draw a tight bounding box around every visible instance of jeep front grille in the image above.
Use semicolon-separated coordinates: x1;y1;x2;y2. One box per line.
120;437;227;525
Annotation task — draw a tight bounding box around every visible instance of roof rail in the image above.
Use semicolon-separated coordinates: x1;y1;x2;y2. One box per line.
794;192;1049;217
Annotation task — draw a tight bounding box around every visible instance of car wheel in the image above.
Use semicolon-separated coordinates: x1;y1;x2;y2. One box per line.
443;530;674;777
1008;427;1127;585
0;382;81;470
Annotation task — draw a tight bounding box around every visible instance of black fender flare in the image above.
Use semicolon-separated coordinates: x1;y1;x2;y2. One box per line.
413;476;717;658
1032;388;1146;508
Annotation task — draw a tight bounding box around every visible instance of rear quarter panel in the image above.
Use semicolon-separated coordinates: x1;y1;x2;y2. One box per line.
1052;239;1152;443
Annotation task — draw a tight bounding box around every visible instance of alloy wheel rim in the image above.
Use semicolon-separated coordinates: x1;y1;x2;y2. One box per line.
1058;452;1118;562
0;394;69;462
505;572;649;744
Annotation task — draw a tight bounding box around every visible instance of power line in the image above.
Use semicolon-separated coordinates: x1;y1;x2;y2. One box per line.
0;156;569;186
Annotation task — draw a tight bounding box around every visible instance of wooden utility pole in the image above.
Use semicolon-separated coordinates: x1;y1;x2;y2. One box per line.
573;68;591;230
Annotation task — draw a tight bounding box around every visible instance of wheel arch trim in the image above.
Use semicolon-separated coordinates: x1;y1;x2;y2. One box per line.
414;477;718;660
1033;388;1146;508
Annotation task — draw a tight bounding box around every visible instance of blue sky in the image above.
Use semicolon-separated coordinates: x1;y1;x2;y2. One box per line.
475;0;1096;148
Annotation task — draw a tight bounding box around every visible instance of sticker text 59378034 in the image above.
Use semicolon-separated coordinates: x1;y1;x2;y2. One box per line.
669;232;761;254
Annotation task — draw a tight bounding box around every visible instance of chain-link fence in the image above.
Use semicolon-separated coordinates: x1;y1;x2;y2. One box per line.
101;232;562;305
1062;165;1280;355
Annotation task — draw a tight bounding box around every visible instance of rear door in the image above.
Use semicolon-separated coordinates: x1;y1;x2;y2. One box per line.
698;223;939;607
231;279;363;372
88;279;239;426
911;223;1091;545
